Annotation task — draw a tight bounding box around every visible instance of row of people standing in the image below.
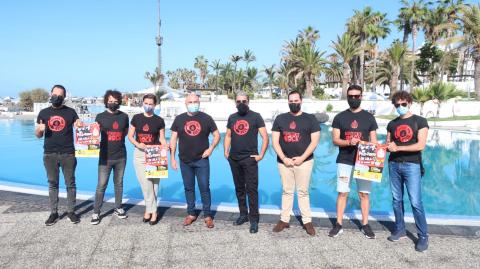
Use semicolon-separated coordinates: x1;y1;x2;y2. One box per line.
35;84;428;252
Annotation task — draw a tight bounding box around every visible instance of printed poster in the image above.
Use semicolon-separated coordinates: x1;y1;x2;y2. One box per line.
353;141;387;182
75;122;100;157
144;145;168;179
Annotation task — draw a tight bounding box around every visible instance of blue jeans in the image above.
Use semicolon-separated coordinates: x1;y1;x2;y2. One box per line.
180;158;211;217
389;162;428;238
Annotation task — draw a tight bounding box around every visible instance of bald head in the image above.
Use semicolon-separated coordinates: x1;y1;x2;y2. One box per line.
185;92;200;105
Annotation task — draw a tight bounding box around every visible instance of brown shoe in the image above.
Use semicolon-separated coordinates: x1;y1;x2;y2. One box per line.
304;222;316;236
272;221;290;233
183;215;197;226
205;217;214;228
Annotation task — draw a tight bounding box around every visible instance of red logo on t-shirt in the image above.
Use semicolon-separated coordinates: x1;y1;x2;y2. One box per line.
113;121;119;130
142;124;150;132
289;121;296;130
185;120;201;136
283;131;300;143
108;131;122;141
138;134;153;143
351;120;358;129
48;116;66;132
395;124;413;143
233;120;249;136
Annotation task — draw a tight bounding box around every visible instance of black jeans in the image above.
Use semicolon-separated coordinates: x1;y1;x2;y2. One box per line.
94;158;126;214
43;153;77;214
228;156;259;222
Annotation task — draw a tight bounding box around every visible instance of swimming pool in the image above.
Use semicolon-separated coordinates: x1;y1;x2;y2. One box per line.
0;119;479;219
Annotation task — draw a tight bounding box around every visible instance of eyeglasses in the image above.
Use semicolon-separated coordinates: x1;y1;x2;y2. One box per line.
347;94;362;99
236;100;248;104
394;102;408;108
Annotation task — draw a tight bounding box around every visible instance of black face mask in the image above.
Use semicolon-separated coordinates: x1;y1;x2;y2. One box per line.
50;95;64;107
237;103;249;116
289;103;301;114
347;98;361;109
107;103;120;112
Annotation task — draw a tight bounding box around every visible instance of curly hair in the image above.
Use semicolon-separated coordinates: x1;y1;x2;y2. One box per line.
391;91;413;104
103;90;122;106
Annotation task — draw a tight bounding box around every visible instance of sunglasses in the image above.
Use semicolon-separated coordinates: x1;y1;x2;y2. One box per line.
347;94;362;99
236;100;248;104
394;102;408;108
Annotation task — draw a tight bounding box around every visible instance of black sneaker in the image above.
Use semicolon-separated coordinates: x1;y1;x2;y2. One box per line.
67;212;80;224
114;208;127;219
249;221;259;234
361;224;376;239
45;213;59;226
233;215;249;226
328;223;343;237
90;213;100;225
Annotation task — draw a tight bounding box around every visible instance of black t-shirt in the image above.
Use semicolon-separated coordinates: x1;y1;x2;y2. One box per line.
171;112;218;163
95;110;129;160
130;113;165;145
271;112;321;164
387;114;429;163
227;110;266;160
332;109;378;165
37;106;79;154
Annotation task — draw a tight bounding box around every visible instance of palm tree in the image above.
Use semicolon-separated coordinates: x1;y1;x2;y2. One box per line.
221;62;234;92
145;68;164;93
412;87;431;116
331;33;362;99
427;82;465;117
194;55;208;89
423;7;448;43
395;4;413;91
386;41;407;97
399;0;428;90
209;59;222;91
289;43;327;98
230;55;243;93
245;67;259;91
437;0;464;49
264;64;276;97
243;49;256;70
366;12;390;92
298;26;320;45
347;7;385;88
459;3;480;100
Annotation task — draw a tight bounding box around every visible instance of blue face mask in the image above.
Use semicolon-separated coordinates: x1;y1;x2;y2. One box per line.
143;104;154;113
187;103;200;114
396;106;409;116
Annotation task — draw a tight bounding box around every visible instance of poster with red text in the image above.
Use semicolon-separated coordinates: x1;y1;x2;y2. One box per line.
75;123;100;157
144;145;168;179
353;141;387;182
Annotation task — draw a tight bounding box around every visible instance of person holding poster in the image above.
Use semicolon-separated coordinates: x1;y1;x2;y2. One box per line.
224;91;269;234
35;85;83;226
271;90;320;236
170;92;220;229
329;85;378;239
128;94;167;225
386;91;429;252
90;90;129;225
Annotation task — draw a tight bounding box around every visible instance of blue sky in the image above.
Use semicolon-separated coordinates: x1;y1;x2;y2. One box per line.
0;0;469;97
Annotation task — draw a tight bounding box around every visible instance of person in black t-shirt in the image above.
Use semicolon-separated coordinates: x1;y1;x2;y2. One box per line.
329;85;378;239
90;90;129;225
271;90;320;236
127;94;167;225
35;85;83;226
224;92;268;233
170;92;220;228
386;91;429;252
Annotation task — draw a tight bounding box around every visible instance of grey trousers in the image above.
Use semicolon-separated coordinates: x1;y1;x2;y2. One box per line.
133;148;159;213
43;152;77;214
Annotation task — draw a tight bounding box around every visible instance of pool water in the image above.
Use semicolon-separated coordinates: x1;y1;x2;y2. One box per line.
0;119;479;217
